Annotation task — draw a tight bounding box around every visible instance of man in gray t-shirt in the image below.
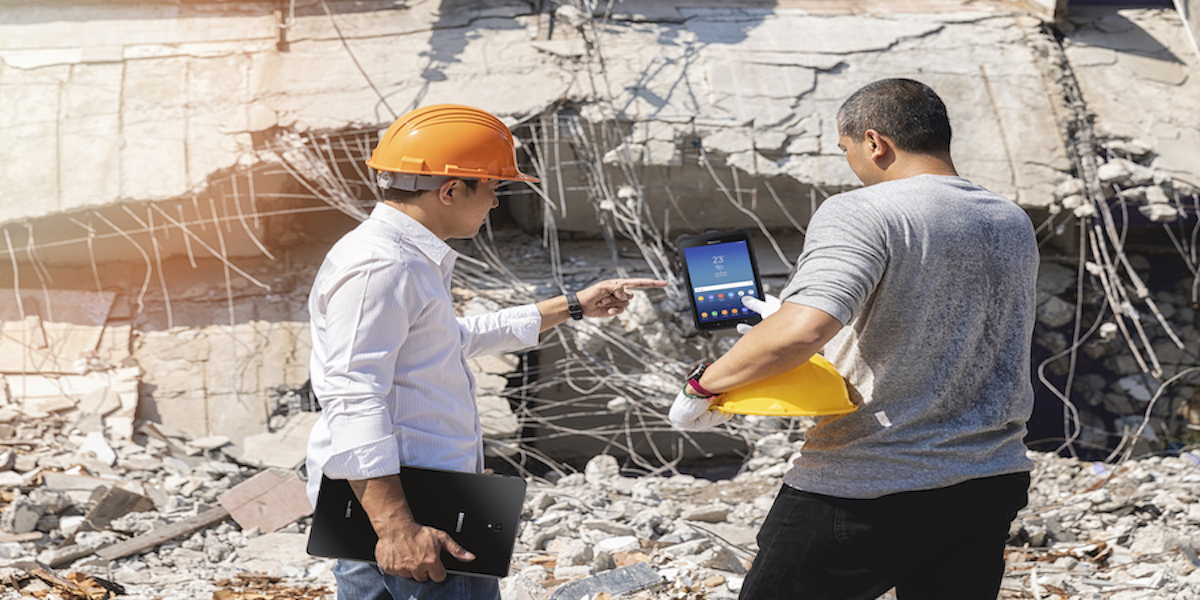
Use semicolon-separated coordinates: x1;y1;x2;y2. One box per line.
669;79;1037;599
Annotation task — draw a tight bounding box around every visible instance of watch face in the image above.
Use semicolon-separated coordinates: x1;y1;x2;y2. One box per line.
687;363;708;381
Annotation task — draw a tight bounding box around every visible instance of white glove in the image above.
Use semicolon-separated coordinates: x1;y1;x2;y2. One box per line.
669;390;731;431
735;294;782;334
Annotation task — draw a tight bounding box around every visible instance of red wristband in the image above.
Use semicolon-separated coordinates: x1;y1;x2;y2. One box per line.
686;363;716;398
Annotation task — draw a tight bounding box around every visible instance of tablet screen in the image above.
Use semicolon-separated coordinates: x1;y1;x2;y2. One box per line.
683;240;760;327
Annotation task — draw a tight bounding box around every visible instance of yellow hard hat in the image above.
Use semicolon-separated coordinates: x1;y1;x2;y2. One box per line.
714;354;857;417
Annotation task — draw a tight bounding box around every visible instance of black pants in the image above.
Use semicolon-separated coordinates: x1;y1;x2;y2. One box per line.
739;472;1030;600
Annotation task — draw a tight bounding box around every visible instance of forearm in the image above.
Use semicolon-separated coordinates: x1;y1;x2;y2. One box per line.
348;474;420;538
536;296;571;332
696;303;843;395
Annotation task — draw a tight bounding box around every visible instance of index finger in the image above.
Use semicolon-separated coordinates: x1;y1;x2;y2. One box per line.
613;278;668;289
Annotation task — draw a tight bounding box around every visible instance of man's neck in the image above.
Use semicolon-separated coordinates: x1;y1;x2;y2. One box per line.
880;152;957;183
382;200;450;240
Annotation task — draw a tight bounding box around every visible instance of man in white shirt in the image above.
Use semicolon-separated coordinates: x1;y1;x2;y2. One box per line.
306;104;666;599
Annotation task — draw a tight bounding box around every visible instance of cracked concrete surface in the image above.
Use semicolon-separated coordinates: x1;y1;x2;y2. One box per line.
1;1;1195;225
0;0;1198;473
1062;7;1200;188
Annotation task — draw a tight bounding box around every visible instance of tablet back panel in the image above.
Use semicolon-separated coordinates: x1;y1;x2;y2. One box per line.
306;467;527;578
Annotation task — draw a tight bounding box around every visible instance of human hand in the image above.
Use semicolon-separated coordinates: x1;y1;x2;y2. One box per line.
577;278;668;318
374;521;474;582
668;389;731;430
735;293;782;334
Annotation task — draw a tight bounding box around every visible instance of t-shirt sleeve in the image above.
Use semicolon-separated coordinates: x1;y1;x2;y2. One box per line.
778;194;888;325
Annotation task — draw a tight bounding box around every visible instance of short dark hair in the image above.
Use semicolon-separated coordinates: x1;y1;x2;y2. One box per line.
381;177;478;203
837;78;952;155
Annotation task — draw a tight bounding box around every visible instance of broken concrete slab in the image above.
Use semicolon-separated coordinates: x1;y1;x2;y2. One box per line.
75;432;116;466
189;436;231;452
8;1;1183;240
236;412;318;470
0;289;116;374
6;368;140;438
217;469;311;535
75;486;156;536
547;562;661;600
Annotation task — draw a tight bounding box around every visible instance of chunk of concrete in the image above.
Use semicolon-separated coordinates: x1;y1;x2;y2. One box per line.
236;412;318;470
681;506;729;523
585;454;620;483
76;432;117;466
217;469;311;534
1;496;41;534
547;562;661;600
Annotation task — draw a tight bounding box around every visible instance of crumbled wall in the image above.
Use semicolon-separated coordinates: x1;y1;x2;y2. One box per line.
2;1;1199;462
0;0;1143;226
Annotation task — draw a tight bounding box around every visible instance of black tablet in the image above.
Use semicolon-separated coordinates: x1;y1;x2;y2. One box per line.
676;229;765;331
307;468;526;578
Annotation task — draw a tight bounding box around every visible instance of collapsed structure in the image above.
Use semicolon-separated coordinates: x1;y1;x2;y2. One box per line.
1;0;1200;597
0;0;1199;516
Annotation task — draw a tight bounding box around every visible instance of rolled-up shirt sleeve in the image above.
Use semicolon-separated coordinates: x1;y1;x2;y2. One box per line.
314;257;418;480
458;304;542;358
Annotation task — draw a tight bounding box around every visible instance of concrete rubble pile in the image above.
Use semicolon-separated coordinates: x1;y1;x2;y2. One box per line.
3;417;1200;599
0;415;333;599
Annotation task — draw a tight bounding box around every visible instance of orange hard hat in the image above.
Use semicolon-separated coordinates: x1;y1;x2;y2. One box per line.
367;104;540;184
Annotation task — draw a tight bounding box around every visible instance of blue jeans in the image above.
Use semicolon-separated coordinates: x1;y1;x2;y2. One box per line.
333;560;501;600
739;472;1030;600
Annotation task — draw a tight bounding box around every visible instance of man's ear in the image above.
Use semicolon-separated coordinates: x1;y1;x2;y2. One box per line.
436;179;459;206
863;129;890;161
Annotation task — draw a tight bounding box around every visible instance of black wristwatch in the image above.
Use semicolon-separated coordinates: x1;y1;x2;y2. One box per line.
686;363;716;398
566;291;584;320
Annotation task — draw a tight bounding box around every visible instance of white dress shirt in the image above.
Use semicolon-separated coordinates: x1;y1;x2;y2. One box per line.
304;203;541;507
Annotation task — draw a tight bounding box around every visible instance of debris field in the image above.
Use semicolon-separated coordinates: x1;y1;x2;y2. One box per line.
2;417;1200;600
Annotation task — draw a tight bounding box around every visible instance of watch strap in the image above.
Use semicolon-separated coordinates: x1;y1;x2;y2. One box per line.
566;291;584;320
687;363;716;398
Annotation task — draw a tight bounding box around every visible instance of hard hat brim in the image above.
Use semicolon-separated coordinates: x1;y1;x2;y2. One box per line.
714;400;857;417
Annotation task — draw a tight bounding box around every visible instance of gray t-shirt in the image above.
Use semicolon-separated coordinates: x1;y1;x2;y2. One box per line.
779;174;1037;499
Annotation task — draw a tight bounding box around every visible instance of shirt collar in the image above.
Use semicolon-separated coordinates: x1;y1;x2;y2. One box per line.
369;202;457;267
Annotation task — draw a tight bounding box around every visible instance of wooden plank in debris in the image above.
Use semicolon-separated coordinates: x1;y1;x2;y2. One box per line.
0;531;43;543
94;506;230;562
547;562;661;600
40;471;120;492
30;566;86;596
46;544;98;569
218;469;312;534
